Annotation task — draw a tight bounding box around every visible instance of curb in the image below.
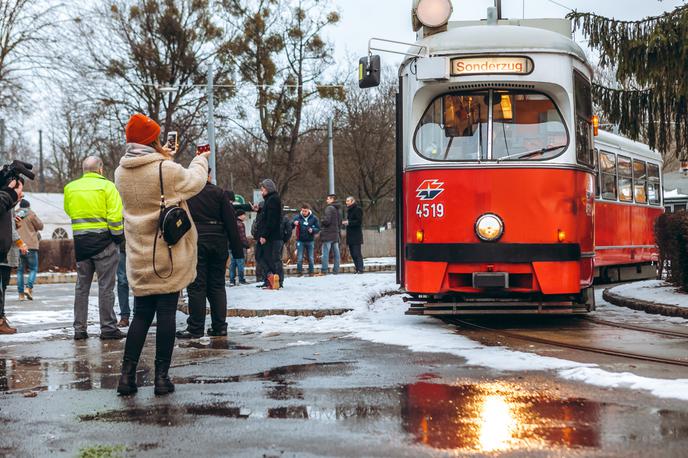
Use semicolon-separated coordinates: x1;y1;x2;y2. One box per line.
177;304;352;318
9;263;395;286
602;287;688;319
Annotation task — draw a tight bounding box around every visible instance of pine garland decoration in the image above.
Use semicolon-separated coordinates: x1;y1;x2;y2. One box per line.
567;5;688;159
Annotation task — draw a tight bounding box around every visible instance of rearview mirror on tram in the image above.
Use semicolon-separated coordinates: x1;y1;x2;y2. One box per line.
359;55;381;89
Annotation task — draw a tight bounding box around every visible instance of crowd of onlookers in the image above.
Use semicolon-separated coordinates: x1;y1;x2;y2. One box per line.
0;113;365;397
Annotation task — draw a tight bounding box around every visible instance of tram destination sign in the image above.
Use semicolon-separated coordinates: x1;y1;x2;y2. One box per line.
451;56;534;76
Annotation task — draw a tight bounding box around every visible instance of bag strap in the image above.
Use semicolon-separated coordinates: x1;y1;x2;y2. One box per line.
153;161;173;279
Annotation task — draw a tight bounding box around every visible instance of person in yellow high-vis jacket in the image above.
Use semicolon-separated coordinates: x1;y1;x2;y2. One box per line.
64;156;125;341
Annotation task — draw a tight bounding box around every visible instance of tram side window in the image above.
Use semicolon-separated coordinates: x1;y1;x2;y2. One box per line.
574;72;594;166
618;156;633;202
633;160;648;204
647;163;661;205
599;151;617;200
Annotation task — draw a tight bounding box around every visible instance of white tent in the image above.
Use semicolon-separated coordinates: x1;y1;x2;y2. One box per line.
20;193;71;240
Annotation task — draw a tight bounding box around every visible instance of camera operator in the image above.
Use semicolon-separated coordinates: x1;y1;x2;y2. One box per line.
0;178;23;334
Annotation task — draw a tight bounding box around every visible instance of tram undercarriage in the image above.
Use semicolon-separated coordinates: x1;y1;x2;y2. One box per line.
404;287;596;316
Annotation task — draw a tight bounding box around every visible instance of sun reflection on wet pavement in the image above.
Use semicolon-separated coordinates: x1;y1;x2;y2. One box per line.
402;382;601;452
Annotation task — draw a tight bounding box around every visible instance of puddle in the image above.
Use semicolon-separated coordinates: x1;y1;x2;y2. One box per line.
80;402;250;425
401;382;603;451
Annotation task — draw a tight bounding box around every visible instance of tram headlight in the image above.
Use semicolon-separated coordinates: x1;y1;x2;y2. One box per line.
475;214;504;242
414;0;453;29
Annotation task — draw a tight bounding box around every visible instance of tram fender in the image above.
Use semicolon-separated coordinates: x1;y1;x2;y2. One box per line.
405;260;447;293
532;261;580;294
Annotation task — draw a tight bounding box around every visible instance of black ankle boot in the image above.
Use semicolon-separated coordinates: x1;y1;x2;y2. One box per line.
116;359;138;395
154;359;175;395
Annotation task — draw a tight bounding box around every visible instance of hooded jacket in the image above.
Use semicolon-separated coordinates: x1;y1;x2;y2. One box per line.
320;201;342;242
292;211;320;243
115;144;208;296
16;209;44;251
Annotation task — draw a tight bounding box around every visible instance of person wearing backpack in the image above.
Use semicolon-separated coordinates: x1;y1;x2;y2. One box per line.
114;113;209;396
256;179;284;288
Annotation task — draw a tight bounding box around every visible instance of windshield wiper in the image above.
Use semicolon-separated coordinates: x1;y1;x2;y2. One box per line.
497;144;567;162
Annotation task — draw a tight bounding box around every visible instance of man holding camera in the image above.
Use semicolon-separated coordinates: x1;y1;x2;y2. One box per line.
64;156;125;340
0;178;23;334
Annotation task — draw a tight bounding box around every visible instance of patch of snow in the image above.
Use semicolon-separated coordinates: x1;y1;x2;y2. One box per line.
664;189;688;199
609;280;688;308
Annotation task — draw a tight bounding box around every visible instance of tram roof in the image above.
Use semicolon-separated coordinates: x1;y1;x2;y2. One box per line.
596;130;662;162
413;24;588;64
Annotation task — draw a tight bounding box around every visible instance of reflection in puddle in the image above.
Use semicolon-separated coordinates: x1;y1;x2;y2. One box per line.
80;403;250;425
401;382;602;452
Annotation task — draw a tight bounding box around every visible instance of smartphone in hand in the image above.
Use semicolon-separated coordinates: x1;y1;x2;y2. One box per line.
196;143;210;155
166;131;178;153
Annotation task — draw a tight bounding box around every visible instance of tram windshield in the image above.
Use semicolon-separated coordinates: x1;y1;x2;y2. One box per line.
414;90;568;162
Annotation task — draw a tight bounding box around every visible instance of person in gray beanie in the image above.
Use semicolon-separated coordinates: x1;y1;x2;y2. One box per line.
256;179;284;288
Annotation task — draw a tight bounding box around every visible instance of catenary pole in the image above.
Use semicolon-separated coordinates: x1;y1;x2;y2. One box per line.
39;130;45;192
207;62;217;184
327;117;335;195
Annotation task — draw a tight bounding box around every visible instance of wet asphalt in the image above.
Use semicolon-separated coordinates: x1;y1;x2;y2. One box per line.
1;286;688;456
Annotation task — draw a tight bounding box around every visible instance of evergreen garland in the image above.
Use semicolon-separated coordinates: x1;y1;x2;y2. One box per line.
567;5;688;159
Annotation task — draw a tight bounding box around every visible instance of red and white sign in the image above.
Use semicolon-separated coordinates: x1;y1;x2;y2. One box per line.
416;179;445;201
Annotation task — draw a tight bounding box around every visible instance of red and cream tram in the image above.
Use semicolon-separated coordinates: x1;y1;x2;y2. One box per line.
359;1;662;315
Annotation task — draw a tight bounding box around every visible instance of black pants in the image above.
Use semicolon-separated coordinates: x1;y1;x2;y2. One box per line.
0;266;10;317
186;239;229;334
349;244;364;273
123;292;179;364
262;240;284;286
255;243;266;283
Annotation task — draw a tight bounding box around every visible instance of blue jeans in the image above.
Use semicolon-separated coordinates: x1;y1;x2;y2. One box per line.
296;241;315;274
17;250;38;293
321;241;340;274
229;255;245;283
117;250;132;317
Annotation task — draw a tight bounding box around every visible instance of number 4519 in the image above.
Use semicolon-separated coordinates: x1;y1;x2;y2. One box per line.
416;203;445;218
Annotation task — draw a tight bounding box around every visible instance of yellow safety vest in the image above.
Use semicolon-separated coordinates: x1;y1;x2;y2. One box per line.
64;172;123;237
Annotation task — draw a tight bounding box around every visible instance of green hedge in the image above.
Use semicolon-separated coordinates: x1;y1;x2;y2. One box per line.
655;212;688;291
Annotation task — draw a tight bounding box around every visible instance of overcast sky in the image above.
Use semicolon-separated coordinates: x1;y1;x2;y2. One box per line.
327;0;687;66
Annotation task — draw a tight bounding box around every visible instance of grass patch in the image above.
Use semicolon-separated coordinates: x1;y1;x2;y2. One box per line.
77;444;125;458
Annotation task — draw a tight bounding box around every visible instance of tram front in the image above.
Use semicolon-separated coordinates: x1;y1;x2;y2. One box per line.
361;3;597;314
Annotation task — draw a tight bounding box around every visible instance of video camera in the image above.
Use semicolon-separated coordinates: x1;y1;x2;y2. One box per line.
0;160;35;188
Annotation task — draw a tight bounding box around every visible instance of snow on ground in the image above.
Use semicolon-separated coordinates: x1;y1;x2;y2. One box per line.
593;288;688;326
609;280;688;308
227;273;688;401
228;273;395;310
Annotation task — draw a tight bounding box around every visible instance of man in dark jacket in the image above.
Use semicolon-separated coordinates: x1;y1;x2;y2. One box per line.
344;196;364;274
319;194;342;275
177;170;244;338
292;204;320;276
257;179;283;288
0;179;22;333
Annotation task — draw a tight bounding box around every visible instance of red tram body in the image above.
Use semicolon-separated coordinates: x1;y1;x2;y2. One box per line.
372;18;663;315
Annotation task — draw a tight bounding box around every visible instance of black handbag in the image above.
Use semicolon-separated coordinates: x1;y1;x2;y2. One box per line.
153;161;192;278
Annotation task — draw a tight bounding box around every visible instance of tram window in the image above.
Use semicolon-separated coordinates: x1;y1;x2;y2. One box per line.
599;151;617;200
618;156;633;202
573;72;594;166
492;92;567;161
633;160;648;204
647;163;661;205
414;90;567;162
415;92;489;160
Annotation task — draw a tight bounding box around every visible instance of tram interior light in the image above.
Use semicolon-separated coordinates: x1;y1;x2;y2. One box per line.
413;0;453;30
592;115;600;136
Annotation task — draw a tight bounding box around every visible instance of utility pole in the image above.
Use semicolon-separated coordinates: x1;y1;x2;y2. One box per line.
207;62;217;184
327;117;335;195
39;130;45;192
496;0;502;19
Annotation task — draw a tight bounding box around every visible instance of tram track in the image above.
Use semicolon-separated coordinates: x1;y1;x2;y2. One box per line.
580;316;688;339
450;319;688;368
